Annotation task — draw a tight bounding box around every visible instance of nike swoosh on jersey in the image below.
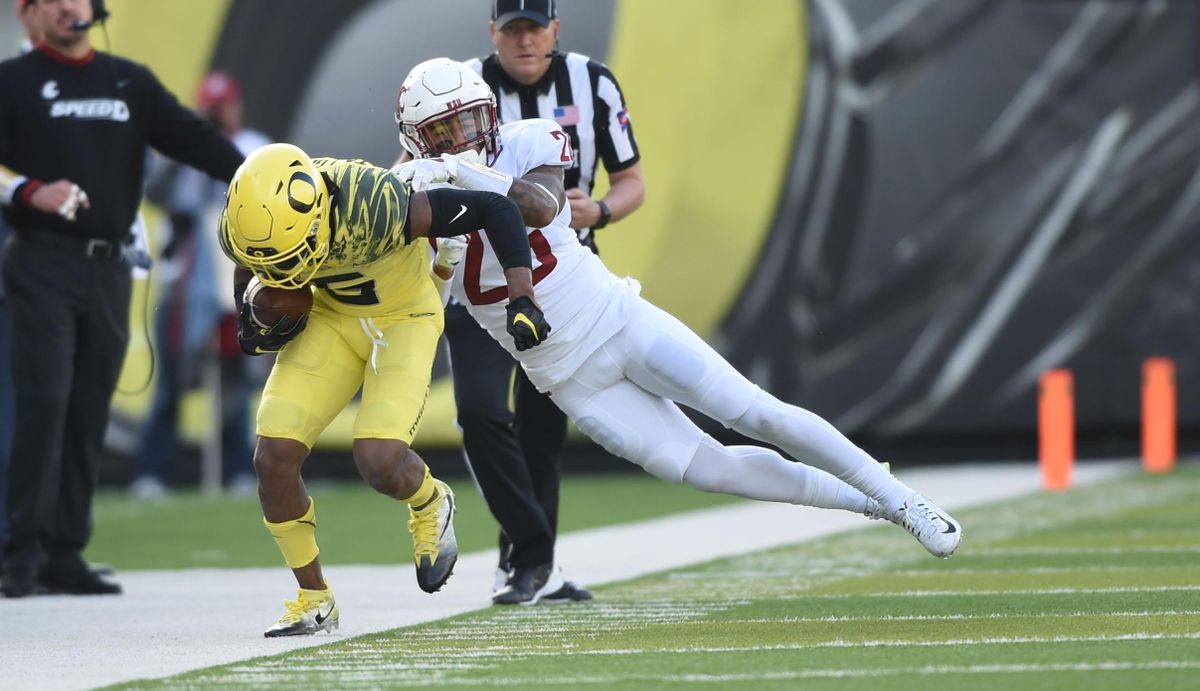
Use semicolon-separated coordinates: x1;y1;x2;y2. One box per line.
409;312;435;318
512;313;540;341
449;205;468;224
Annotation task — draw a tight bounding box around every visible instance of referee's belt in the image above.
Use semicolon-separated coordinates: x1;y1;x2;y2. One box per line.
22;229;130;259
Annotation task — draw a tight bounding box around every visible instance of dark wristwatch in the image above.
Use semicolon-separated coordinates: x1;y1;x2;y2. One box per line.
593;199;612;229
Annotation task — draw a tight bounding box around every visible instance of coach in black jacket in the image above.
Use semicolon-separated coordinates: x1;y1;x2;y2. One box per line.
0;0;242;598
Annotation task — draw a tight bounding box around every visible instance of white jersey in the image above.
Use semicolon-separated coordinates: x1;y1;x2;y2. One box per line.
450;119;639;390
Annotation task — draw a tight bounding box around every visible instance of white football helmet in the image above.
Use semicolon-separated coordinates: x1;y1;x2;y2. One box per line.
395;58;499;165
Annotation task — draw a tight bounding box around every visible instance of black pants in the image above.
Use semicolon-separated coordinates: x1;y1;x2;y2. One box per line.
444;301;568;569
1;234;131;570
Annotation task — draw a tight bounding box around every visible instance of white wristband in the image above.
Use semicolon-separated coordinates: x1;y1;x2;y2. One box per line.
454;158;513;197
0;166;27;205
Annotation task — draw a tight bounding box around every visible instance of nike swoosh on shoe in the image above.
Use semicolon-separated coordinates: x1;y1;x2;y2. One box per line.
439;495;455;539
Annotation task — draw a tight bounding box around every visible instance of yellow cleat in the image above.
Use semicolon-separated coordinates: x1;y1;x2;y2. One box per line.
408;480;458;593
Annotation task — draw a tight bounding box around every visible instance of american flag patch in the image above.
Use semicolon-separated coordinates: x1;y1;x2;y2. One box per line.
553;105;580;126
617;108;631;130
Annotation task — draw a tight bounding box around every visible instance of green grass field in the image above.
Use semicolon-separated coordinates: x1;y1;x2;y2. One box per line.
87;473;743;569
109;465;1200;690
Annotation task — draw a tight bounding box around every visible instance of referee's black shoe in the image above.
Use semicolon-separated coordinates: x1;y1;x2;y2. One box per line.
39;555;121;596
541;579;594;604
492;562;553;605
1;559;40;598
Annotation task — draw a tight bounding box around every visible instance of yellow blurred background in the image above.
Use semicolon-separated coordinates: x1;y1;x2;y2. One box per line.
98;0;804;451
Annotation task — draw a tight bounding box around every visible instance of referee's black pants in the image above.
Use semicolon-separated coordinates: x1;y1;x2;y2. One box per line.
1;234;131;573
444;301;567;570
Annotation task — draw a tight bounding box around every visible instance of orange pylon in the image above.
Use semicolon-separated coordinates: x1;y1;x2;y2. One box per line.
1142;357;1176;474
1038;369;1074;491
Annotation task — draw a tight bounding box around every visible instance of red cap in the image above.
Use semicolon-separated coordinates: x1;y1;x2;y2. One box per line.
195;70;241;109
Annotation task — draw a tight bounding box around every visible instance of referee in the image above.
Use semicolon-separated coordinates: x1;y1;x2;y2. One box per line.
0;0;242;598
450;0;644;603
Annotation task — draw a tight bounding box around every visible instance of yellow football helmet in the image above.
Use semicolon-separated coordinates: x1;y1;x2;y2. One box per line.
223;143;331;288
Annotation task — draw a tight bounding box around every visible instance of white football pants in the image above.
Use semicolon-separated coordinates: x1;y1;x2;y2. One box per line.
548;298;913;513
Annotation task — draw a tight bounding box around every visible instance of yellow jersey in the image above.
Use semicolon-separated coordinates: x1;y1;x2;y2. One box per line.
221;157;439;317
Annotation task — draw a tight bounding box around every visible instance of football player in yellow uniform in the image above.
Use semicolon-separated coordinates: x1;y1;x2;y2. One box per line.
219;143;548;637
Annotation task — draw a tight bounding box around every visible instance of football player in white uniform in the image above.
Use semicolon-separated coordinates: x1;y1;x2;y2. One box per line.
394;60;962;573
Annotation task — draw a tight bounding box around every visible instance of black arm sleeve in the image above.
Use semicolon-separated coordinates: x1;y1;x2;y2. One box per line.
423;187;532;270
139;64;244;183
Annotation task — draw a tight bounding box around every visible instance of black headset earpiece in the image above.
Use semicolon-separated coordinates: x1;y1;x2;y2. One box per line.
70;0;109;31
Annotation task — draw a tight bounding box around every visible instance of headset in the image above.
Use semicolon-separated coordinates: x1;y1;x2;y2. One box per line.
70;0;109;31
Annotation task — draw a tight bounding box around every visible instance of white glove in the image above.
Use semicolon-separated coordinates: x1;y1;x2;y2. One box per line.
434;234;469;273
392;156;459;192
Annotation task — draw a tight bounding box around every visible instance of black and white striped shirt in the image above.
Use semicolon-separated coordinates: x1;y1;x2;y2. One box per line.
466;52;639;244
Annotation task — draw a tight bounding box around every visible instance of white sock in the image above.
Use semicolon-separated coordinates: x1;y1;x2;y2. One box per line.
682;437;871;513
731;391;913;512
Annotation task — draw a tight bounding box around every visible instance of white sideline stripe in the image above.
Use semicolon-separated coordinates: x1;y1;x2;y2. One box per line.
735;609;1200;624
490;632;1200;655
0;461;1133;690
347;632;1200;657
432;661;1200;684
888;565;1193;576
672;563;1195;580
973;545;1200;556
783;632;1200;650
793;585;1200;599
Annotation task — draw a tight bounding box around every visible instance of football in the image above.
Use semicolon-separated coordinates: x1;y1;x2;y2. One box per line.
244;277;314;329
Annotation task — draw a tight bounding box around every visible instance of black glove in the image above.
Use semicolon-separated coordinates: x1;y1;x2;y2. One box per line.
237;299;308;356
505;295;551;351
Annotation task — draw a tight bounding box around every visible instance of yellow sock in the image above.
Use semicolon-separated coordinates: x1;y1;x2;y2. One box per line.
264;498;319;569
403;465;436;509
299;580;332;597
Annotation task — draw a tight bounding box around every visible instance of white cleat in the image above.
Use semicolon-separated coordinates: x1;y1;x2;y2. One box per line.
264;588;339;637
864;498;890;522
894;493;962;558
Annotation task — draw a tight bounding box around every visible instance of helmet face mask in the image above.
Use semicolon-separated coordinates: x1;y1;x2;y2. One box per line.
405;102;495;159
396;58;500;164
244;215;327;288
224;144;331;288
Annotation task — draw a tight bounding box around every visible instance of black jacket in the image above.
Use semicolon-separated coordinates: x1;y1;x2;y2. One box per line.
0;45;243;241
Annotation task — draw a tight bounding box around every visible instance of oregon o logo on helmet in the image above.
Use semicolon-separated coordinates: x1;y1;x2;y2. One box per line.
287;172;317;213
